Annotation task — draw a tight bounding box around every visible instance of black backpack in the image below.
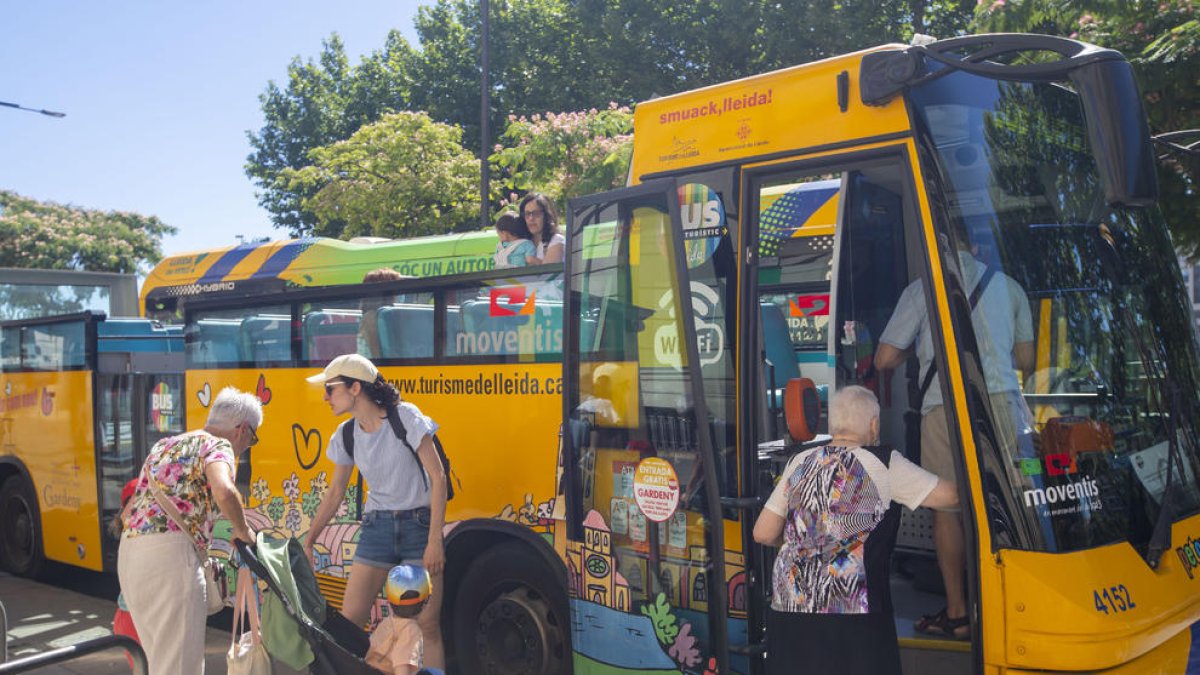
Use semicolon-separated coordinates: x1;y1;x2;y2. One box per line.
340;408;458;500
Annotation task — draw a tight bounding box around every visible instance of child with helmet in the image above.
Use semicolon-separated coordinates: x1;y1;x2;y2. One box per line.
366;564;440;675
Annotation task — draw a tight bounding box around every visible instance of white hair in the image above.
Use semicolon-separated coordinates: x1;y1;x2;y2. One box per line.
206;387;263;430
827;385;879;441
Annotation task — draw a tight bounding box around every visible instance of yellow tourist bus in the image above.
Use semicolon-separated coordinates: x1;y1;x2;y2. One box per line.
0;312;184;577
560;33;1200;675
140;231;498;324
150;33;1200;675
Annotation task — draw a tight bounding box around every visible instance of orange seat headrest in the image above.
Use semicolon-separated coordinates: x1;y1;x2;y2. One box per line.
784;377;821;443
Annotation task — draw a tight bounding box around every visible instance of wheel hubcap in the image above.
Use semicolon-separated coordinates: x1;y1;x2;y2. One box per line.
475;587;561;675
3;494;34;567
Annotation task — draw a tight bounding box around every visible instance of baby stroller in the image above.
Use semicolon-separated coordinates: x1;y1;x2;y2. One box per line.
235;537;437;675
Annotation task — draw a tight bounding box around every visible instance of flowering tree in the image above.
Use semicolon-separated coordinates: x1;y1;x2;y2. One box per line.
0;190;174;273
490;104;633;212
281;111;480;239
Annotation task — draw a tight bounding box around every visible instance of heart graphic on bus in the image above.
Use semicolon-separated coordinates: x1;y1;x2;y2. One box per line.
197;383;212;407
292;424;322;470
256;374;272;405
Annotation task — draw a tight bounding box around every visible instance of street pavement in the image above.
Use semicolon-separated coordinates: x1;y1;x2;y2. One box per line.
0;565;268;674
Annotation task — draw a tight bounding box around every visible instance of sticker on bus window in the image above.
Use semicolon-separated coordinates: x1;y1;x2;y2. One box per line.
150;381;177;433
678;183;726;269
633;457;680;522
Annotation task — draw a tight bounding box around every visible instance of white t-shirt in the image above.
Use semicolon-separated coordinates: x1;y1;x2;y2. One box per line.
879;251;1033;413
764;446;937;518
535;232;566;261
327;402;439;512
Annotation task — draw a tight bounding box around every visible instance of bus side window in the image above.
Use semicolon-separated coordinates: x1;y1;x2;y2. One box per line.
241;314;291;365
303;310;361;362
377;305;434;359
189;318;242;366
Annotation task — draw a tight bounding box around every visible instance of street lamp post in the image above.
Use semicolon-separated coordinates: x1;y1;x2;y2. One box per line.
0;100;65;118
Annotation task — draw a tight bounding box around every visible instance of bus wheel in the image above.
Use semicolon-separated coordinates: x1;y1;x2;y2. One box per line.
452;542;569;675
0;477;44;578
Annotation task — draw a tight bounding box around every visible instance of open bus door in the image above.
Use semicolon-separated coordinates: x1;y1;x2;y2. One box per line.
563;179;732;674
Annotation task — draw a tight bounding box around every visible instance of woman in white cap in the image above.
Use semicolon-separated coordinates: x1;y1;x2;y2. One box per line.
303;353;447;669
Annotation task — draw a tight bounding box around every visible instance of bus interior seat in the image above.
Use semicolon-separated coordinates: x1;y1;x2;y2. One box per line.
445;306;464;355
303;311;361;361
240;315;291;364
377;305;434;358
461;298;524;355
761;302;799;406
190;319;242;364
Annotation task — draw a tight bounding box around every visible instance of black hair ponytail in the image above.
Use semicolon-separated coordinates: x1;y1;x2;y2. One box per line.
358;375;400;410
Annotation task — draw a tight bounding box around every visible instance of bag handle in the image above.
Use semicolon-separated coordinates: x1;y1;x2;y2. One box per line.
146;473;206;558
231;566;262;648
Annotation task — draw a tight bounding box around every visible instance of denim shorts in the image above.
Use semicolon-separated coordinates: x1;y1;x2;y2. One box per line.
354;507;431;569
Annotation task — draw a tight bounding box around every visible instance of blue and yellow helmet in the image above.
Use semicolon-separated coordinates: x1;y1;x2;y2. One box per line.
385;564;432;607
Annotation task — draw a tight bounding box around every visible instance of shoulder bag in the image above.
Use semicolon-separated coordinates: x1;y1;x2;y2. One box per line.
146;475;226;615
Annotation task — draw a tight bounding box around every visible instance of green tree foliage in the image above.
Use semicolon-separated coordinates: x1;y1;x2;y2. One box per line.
245;34;418;236
247;1;975;236
0;190;175;273
974;0;1200;257
281;111;480;239
491;105;633;210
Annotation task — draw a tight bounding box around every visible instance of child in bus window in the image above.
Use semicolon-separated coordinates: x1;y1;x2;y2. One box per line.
493;213;535;269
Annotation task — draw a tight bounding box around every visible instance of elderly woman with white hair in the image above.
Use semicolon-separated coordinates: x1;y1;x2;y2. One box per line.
118;386;261;675
753;385;957;675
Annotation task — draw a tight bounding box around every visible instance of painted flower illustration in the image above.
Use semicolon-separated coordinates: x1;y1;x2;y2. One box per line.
283;472;300;501
251;478;269;505
285;505;302;532
308;471;328;496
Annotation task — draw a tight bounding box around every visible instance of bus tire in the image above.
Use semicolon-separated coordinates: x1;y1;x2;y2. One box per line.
451;541;569;675
0;476;44;578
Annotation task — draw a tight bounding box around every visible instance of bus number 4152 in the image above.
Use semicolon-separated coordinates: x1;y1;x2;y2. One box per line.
1094;585;1136;614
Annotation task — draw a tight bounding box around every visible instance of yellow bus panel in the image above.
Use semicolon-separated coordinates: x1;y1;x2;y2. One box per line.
0;370;102;571
631;46;910;180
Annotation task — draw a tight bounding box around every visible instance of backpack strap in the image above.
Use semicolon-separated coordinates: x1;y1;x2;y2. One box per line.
341;420;356;461
915;265;999;405
384;406;430;491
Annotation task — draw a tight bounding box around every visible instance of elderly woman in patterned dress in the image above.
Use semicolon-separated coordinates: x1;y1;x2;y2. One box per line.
753;385;957;675
118;387;260;675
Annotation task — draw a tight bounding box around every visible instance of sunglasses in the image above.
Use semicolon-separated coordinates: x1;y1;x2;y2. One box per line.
324;380;348;395
245;424;259;447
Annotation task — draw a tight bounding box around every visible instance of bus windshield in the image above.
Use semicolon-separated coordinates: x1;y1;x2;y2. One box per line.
910;68;1200;556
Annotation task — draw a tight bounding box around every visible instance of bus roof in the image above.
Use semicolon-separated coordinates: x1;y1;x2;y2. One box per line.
141;230;499;312
630;45;911;180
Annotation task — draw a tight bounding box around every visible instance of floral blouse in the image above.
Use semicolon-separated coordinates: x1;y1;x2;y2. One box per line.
122;430;234;549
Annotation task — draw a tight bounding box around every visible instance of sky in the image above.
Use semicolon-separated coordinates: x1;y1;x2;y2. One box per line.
1;2;423;258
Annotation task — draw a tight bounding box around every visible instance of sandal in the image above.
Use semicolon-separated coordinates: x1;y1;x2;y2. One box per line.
914;607;970;639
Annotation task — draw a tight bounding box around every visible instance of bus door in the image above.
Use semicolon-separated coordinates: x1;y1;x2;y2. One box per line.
96;332;185;569
741;150;975;669
564;179;732;674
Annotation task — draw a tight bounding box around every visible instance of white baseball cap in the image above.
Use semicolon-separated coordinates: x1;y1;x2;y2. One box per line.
306;353;379;385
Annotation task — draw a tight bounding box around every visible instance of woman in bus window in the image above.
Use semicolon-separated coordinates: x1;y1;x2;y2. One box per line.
302;354;447;670
358;267;405;359
520;193;565;264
